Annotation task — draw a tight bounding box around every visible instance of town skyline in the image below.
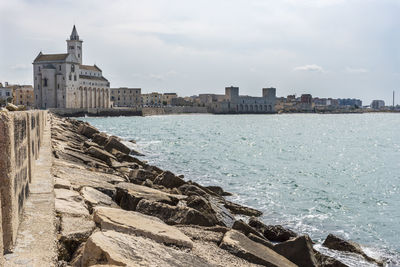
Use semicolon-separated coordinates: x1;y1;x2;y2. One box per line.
1;0;399;105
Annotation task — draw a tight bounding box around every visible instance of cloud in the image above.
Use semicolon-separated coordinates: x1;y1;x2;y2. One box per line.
294;64;324;72
345;67;368;73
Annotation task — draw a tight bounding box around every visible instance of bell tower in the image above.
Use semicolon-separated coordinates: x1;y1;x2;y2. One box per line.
67;25;83;64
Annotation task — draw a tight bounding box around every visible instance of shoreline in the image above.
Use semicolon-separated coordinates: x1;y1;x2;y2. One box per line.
50;113;385;266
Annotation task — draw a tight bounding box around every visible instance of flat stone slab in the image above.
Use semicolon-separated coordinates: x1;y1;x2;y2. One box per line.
93;206;193;248
220;230;297;267
80;186;117;209
115;182;184;210
81;231;213;267
55;198;89;217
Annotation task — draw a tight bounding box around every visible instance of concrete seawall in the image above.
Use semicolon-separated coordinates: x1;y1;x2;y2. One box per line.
0;110;47;255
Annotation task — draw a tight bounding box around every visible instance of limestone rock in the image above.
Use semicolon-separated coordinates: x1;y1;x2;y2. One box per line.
248;233;275;249
219;230;297;267
232;219;265;240
153;171;186;188
322;234;383;266
104;136;131;155
81;231;213;267
314;250;348;267
58;215;96;261
78;123;99;138
93;206;193;248
128;168;158;184
115;182;181;211
179;184;210;198
224;200;262;217
205;185;233;196
136;199;218;226
5;103;18;111
86;146;116;165
54;178;72;190
249;217;297;242
273;235;318;267
80;187;117;211
92;132;109;147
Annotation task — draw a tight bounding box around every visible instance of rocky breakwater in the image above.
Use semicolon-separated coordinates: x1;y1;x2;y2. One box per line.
50;114;384;267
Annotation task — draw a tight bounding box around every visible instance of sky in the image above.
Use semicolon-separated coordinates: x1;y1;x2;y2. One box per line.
1;0;399;105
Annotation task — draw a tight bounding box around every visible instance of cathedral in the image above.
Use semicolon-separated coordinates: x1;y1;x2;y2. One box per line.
33;26;110;109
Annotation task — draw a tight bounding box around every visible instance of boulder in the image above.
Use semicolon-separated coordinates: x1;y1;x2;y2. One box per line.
115;182;181;211
54;178;72;190
322;234;383;266
93;206;193;248
58;215;96;261
78;123;99;138
219;230;297;267
55;198;90;218
136;199;218;226
153;171;186;188
314;250;348;267
86;146;116;165
128;168;158;184
232;219;265;240
273;235;318;267
5;103;18;111
92;132;109;146
224;200;262;217
104;136;131;155
179;184;210;198
249;217;297;242
207;197;236;228
176;225;226;244
80;187;118;211
247;233;274;249
205;185;233;196
81;231;213;267
82;141;100;149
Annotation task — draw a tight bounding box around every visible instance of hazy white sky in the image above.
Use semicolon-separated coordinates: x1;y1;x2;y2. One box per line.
1;0;399;104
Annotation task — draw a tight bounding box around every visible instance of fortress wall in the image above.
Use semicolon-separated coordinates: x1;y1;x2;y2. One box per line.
0;110;47;253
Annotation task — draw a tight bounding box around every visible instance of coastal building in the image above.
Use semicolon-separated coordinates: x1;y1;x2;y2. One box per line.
110;88;142;107
33;25;110;109
204;86;276;114
338;98;362;107
13;85;34;107
171;97;193;106
162;93;178;106
371;100;385;109
142;92;162;107
0;83;13;105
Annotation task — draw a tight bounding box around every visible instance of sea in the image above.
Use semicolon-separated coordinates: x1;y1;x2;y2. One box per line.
80;113;400;266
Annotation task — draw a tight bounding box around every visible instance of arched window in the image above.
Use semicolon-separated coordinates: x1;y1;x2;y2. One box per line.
44;78;48;87
71;64;75;72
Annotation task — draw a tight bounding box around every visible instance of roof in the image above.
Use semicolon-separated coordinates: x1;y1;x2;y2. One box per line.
80;64;101;71
70;25;80;40
34;53;69;63
79;75;108;82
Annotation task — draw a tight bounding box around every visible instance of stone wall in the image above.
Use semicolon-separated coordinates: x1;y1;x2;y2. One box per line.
142;106;208;116
0;110;47;253
49;108;142;117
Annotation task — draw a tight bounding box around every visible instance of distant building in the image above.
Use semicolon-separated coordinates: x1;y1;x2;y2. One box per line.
300;94;312;104
338;98;362;107
0;83;13;104
111;88;141;107
14;85;34;107
171;97;193;106
162;93;178;106
33;25;110;109
204;86;276;114
142;92;163;107
371;100;385;109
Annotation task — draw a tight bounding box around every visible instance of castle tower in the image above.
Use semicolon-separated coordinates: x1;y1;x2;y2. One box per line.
263;87;276;99
225;86;239;101
66;25;83;64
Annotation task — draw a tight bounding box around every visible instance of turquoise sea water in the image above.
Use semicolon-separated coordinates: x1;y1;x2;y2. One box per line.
81;113;400;266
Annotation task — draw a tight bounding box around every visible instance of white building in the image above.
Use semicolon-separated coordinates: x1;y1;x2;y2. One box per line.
33;25;110;109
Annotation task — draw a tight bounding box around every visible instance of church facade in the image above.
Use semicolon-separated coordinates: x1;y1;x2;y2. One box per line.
33;26;110;109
